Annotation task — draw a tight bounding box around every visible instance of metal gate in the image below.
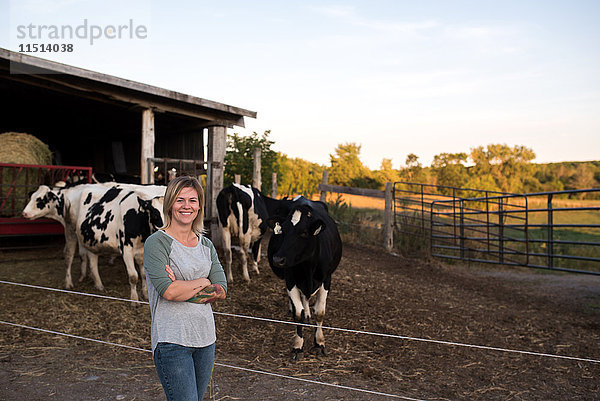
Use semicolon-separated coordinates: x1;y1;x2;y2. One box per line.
430;194;529;267
393;182;600;275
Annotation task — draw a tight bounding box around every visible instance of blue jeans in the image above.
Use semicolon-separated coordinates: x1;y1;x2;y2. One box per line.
153;342;215;401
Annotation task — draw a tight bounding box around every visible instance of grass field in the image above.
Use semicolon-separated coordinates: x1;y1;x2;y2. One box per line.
316;192;386;210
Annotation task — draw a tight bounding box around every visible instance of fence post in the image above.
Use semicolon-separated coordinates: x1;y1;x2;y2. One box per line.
320;171;329;202
141;108;155;184
498;197;504;264
547;194;554;269
459;199;465;260
452;187;457;246
384;182;394;252
253;148;261;190
272;172;277;198
485;192;490;253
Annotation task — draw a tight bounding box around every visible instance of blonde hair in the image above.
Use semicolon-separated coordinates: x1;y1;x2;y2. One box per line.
161;176;205;234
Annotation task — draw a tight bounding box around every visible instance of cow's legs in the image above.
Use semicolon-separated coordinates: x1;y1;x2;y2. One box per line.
313;284;328;355
86;252;105;292
250;241;261;275
77;244;88;283
288;286;306;360
221;229;234;283
135;254;148;301
63;229;78;289
122;249;139;301
239;236;251;282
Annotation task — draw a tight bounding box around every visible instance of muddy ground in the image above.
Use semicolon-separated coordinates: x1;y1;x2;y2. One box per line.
0;236;599;400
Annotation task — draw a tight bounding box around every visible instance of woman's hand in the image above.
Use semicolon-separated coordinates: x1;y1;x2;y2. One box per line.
165;264;176;281
187;284;226;304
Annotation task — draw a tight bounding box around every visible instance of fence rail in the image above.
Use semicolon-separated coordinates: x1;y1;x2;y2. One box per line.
147;157;206;185
393;182;600;275
318;172;394;250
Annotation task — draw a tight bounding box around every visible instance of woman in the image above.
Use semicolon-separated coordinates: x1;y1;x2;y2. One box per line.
144;176;227;401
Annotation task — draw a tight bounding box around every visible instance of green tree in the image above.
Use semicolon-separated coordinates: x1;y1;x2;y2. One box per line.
470;144;537;193
373;158;401;187
431;152;469;190
567;164;596;196
275;153;324;197
224;130;277;190
328;143;370;187
404;153;425;183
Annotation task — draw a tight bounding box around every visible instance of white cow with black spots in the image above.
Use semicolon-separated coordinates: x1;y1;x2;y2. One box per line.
23;184;165;300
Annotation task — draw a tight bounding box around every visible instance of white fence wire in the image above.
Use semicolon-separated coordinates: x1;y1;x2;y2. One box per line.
0;319;416;400
2;278;600;401
1;279;598;365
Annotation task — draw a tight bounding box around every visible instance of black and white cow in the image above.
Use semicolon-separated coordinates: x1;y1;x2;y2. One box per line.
216;183;282;283
23;184;100;290
267;196;342;359
75;185;164;300
23;183;165;300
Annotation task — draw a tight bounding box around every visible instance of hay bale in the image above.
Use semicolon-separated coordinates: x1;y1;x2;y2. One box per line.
0;133;53;217
0;132;52;165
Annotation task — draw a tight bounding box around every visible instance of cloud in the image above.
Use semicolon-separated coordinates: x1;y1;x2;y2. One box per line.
309;4;439;36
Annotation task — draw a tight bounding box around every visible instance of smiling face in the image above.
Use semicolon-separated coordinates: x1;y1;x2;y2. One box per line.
170;186;200;228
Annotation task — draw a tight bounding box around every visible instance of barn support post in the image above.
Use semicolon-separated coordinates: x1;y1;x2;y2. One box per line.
253;148;261;190
272;172;277;198
320;171;329;202
141;108;155;184
384;182;394;252
207;125;227;242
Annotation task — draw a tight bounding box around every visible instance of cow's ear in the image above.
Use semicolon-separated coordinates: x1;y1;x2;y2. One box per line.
137;197;150;209
310;219;326;236
267;217;283;234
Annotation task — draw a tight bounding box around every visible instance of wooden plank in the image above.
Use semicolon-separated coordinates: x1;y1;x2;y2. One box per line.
253;148;261;191
207;125;227;242
19;73;246;125
320;171;329;202
141;108;155;184
318;184;385;199
0;49;257;118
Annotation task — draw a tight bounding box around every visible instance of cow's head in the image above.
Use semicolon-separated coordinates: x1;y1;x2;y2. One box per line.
268;203;326;268
22;185;64;220
138;196;164;230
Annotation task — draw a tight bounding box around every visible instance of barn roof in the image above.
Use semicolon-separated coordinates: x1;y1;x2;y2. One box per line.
0;48;256;128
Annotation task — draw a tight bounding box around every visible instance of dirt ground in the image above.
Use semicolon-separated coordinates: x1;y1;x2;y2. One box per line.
0;236;599;400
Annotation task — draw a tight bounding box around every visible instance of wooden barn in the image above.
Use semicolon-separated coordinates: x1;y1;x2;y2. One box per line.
0;48;256;238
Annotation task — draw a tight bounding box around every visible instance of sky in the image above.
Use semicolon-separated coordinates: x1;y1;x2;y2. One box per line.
2;0;599;169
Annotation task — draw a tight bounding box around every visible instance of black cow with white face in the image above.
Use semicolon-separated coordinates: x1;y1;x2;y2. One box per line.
267;196;342;359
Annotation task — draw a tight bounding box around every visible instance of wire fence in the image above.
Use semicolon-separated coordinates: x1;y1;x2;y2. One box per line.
2;274;600;399
1;279;599;365
393;183;600;275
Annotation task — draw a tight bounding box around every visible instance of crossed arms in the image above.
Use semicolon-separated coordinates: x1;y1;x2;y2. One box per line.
162;264;226;304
